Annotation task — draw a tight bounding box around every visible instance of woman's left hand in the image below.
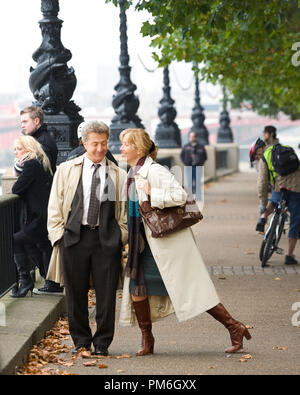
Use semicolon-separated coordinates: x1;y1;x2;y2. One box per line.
136;179;151;195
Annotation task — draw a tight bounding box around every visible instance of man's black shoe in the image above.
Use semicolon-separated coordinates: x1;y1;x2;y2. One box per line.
92;346;109;356
33;280;64;295
72;345;91;354
256;218;266;233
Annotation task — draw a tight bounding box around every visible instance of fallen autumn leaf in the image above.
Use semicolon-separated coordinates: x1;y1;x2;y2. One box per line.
239;354;253;362
273;346;288;350
115;354;132;359
83;360;97;366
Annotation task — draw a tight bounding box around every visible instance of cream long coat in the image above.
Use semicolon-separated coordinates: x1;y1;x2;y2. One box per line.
47;155;128;286
119;156;220;326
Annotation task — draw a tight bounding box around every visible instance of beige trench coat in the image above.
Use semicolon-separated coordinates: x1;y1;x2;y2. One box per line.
47;155;128;286
119;156;220;326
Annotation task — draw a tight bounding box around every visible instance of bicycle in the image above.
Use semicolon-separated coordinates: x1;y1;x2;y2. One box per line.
259;187;289;268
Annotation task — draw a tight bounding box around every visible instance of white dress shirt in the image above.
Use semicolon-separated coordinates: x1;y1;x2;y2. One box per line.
81;155;107;225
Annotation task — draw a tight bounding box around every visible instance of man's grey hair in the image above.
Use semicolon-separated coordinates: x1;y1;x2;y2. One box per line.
81;121;110;142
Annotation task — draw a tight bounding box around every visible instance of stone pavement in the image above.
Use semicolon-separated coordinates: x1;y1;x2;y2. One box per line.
1;169;299;375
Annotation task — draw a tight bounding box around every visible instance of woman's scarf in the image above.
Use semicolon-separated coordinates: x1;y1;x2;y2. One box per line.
125;156;147;296
14;153;46;175
14;153;30;175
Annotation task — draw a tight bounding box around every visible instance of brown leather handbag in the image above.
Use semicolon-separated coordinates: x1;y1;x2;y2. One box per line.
138;197;203;238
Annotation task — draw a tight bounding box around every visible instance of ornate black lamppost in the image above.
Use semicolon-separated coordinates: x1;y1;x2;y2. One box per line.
154;66;181;148
29;0;83;164
217;86;233;143
109;0;144;153
189;67;209;145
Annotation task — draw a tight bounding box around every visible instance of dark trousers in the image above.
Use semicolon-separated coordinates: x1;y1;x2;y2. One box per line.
60;226;121;349
13;230;52;277
13;230;51;254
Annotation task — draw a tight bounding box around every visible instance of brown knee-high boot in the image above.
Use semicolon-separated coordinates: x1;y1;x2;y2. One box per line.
132;298;155;356
207;303;252;353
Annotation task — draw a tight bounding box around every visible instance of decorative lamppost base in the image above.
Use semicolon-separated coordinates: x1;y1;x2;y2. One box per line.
109;121;143;154
191;126;209;146
217;88;233;143
154;66;181;149
29;0;83;165
44;113;81;164
109;0;144;155
189;70;209;146
155;124;182;149
217;131;234;143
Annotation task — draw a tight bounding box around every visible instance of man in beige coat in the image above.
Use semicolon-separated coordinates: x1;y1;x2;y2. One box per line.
47;121;128;356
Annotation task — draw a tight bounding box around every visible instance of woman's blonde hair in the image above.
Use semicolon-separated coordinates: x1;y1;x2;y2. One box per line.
120;128;158;160
14;135;53;175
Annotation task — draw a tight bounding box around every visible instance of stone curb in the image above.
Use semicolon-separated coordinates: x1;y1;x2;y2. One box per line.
0;287;66;375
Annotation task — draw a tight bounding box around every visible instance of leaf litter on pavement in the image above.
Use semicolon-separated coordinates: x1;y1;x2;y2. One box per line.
17;290;131;375
17;316;74;375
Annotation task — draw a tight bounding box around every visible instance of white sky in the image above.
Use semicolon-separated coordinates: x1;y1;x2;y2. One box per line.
0;1;138;92
0;0;222;131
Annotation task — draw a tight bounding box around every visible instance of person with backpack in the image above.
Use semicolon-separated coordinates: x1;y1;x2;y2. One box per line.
250;138;300;265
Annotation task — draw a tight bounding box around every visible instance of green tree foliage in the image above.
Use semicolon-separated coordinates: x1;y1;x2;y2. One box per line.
107;0;300;118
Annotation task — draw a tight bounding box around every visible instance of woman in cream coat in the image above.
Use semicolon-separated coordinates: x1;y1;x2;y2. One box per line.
119;128;251;356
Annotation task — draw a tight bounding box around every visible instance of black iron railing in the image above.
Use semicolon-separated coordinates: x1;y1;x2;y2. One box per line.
0;195;20;298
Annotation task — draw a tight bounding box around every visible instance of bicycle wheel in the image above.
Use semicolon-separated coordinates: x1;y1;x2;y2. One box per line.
275;213;285;245
259;216;274;262
259;239;267;262
260;213;279;267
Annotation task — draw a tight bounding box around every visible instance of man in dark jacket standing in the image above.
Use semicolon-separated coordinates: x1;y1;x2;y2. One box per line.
20;106;58;174
180;131;207;201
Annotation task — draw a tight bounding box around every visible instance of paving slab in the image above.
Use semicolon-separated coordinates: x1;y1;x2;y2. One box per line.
29;274;300;376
